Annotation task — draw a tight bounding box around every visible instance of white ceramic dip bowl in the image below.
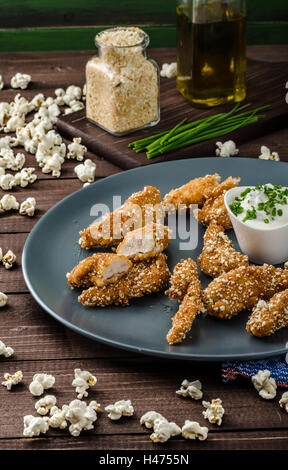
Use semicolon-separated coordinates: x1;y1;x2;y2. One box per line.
224;186;288;265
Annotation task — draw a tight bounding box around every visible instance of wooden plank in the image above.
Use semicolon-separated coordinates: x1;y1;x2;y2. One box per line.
1;0;287;28
0;357;287;441
0;179;85;235
0;23;288;53
0;430;287;450
0;293;132;360
57;55;288;170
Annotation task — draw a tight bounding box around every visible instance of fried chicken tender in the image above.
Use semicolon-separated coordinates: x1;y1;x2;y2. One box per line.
166;259;205;344
204;265;288;319
165;258;198;302
246;290;288;337
198;221;249;278
163;174;220;213
79;186;163;249
78;253;170;307
67;253;132;288
194;176;240;229
116;223;172;261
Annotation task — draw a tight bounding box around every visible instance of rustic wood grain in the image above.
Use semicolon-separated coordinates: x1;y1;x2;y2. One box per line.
0;47;287;451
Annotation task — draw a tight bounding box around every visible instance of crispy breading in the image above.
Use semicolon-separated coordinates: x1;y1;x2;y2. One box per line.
79;186;163;249
78;253;170;307
116;223;172;261
166;260;204;344
67;253;132;288
246;291;288;337
204;265;288;319
194;176;240;229
165;258;198;302
163;174;221;212
198;221;249;278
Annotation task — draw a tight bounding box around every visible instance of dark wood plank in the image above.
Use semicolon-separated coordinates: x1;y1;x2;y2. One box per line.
0;357;287;441
0;430;287;450
57;55;288;169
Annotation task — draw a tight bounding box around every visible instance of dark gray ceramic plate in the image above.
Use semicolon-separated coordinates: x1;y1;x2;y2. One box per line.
22;158;288;361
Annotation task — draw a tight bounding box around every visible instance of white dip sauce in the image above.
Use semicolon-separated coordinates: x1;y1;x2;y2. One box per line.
229;184;288;229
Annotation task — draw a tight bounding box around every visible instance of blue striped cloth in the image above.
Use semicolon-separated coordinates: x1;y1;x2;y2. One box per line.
222;354;288;387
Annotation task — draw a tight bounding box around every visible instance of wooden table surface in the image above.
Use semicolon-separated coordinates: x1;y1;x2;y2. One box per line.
0;46;288;451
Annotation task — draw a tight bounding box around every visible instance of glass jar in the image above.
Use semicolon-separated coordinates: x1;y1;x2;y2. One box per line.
176;0;246;107
86;27;160;136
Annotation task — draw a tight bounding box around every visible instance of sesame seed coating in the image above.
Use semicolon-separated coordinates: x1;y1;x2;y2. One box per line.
204;265;288;319
246;290;288;337
79;186;162;249
198;221;249;278
78;253;170;307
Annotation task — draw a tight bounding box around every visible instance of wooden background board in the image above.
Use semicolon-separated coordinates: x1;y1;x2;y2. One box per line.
0;47;288;450
57;51;288;170
0;1;288;51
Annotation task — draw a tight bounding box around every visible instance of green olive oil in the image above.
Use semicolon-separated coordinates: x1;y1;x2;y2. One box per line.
177;1;246;107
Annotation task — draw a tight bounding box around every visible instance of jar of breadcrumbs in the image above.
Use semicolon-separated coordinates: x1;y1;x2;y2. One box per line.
86;27;160;136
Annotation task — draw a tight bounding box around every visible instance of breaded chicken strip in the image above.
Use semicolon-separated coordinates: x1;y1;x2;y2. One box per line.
79;186;163;249
116;223;172;261
67;253;132;288
198;221;249;278
194;176;240;229
165;258;198;302
204;265;288;320
163;174;220;213
78;253;170;307
166;259;205;344
246;290;288;337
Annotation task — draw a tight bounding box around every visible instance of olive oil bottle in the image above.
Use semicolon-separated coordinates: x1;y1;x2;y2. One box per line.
177;0;246;107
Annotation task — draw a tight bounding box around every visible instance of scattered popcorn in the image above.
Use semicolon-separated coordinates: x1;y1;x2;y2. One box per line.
0;173;16;191
54;88;65;106
0;194;19;212
202;398;225;425
0;75;4;90
65;399;100;437
160;62;177;79
0;339;14;357
23;415;49;437
72;368;97;399
83;182;90;188
258;145;280;161
2;370;23;390
4;114;25;133
216;140;239;157
70;100;85;112
2;250;16;269
74;159;96;183
35;395;57;415
252;369;277;399
14;167;37;188
64;108;73;115
176;379;203;400
140;411;168;429
105;400;134;420
19;197;36;217
0;292;8;307
48;405;68;429
29;373;55;396
181;420;208;441
279;391;288;413
11;73;31;90
150;418;181;443
63;85;82;105
67;137;87;161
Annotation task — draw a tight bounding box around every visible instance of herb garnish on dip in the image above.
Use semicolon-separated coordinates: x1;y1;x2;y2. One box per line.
229;184;288;228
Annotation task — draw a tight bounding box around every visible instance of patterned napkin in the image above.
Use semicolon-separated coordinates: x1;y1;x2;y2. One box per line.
222;354;288;387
